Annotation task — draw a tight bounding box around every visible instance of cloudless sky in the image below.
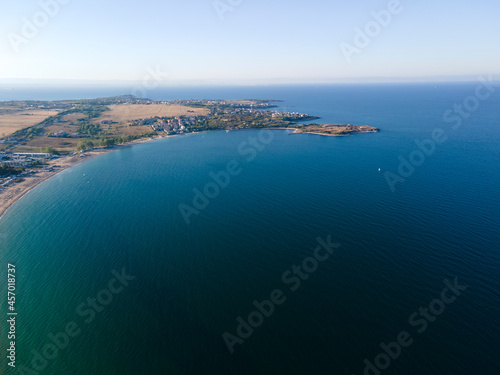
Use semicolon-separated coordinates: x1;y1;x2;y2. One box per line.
0;0;499;84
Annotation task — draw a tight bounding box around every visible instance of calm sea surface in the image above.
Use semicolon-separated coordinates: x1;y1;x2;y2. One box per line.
0;84;499;374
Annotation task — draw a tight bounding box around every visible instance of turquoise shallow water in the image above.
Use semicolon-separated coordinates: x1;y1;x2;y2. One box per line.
0;84;499;374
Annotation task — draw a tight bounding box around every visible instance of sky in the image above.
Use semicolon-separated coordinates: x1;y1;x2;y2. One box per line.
0;0;499;85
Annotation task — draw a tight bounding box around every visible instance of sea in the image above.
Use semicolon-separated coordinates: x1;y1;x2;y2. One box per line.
0;83;499;375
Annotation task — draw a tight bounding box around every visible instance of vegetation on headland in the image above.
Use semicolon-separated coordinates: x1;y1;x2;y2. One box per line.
292;124;380;136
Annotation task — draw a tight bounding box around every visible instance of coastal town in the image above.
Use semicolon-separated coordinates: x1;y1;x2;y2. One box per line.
134;106;318;135
0;96;320;155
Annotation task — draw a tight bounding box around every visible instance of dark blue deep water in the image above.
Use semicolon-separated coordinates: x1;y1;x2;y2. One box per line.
0;84;499;374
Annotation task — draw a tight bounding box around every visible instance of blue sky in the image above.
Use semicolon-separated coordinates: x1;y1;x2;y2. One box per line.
0;0;499;84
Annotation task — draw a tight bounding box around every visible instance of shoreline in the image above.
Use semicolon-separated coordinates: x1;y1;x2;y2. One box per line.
0;128;267;222
291;128;379;137
0;135;172;222
292;130;350;137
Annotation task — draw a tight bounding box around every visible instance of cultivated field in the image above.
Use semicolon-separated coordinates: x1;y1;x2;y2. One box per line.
0;110;59;137
98;104;209;123
104;124;153;136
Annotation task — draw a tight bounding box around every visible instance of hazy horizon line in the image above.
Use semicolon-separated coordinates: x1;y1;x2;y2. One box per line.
1;74;498;87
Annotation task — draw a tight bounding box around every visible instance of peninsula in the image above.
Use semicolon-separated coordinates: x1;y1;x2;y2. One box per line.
293;124;380;136
0;96;379;219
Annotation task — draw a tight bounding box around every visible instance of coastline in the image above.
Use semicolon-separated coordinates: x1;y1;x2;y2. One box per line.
292;130;351;137
0;128;274;222
291;128;380;137
0;135;170;222
0;126;373;222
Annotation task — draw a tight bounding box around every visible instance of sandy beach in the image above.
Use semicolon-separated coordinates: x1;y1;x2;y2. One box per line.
0;136;166;222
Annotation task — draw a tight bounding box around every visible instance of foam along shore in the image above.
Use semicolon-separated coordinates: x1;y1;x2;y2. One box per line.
0;136;166;222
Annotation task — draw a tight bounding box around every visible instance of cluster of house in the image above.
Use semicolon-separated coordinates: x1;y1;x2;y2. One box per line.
208;106;314;121
270;111;313;119
0;152;50;168
133;116;198;134
210;107;260;116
